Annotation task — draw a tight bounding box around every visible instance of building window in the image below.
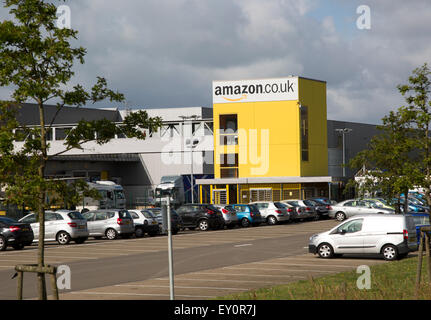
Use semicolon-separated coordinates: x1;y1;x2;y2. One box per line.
300;106;309;161
219;114;238;145
220;153;238;178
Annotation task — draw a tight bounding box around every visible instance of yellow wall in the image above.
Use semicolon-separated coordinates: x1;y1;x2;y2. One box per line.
213;77;327;179
298;78;328;176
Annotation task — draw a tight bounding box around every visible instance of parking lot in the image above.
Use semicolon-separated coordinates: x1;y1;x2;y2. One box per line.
0;218;391;300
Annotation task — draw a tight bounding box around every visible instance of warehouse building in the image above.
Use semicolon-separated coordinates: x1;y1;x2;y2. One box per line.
5;75;381;206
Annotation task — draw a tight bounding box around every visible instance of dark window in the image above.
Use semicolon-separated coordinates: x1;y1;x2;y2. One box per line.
220;153;239;178
68;212;84;220
219;114;238;145
300;106;309;161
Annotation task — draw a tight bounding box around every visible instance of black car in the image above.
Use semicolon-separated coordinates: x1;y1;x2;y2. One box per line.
176;204;225;231
306;198;331;219
146;208;183;235
0;217;34;251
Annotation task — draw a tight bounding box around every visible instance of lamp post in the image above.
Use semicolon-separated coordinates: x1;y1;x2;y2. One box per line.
180;115;200;203
335;128;353;177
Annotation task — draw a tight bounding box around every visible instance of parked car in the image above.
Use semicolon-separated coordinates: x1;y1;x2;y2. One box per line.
280;200;304;221
328;199;394;221
175;204;224;231
390;198;426;213
249;201;290;225
282;199;318;220
228;204;263;227
0;217;34;251
128;209;160;237
362;198;396;210
410;213;431;245
213;204;239;228
277;202;299;221
145;207;182;235
306;198;330;219
20;210;89;245
81;209;134;240
309;214;418;261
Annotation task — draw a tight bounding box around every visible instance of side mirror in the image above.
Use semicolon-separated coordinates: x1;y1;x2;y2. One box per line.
339;229;347;235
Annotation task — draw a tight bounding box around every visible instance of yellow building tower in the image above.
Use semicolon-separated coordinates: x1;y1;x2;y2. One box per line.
198;76;332;204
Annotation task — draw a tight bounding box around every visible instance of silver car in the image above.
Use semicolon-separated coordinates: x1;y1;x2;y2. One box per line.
249;201;290;225
128;209;160;237
82;209;134;240
19;210;89;245
328;199;395;221
282;200;318;220
213;204;239;228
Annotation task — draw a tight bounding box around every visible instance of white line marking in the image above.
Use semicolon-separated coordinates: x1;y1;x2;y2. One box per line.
221;266;334;273
154;278;289;284
69;291;216;298
185;272;306;278
250;262;358;268
234;244;253;248
115;284;248;291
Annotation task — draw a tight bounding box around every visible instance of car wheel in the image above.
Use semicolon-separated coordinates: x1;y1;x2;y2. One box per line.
135;227;144;238
241;218;250;228
0;236;6;251
382;244;398;261
335;212;346;221
74;237;87;244
317;243;334;259
56;231;71;245
267;216;277;225
198;219;209;231
106;228;118;240
148;232;158;237
12;243;24;250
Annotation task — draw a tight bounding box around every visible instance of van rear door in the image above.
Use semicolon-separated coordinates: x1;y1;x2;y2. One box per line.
405;215;419;251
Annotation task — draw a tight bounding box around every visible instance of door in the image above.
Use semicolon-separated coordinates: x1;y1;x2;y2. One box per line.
213;190;227;205
44;212;59;240
330;218;365;254
93;211;110;235
82;211;96;235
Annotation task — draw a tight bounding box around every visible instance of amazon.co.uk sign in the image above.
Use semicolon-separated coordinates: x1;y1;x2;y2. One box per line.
212;77;298;104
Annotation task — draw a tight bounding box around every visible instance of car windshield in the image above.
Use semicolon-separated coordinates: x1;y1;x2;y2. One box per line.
274;202;286;209
141;210;155;219
119;210;132;219
67;211;85;220
303;200;314;206
0;217;17;224
114;190;125;200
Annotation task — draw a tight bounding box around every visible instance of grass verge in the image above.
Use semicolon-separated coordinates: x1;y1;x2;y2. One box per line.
216;255;431;300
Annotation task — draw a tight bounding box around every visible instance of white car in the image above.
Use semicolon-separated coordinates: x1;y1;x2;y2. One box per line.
282;199;318;220
309;214;418;261
249;201;290;225
213;205;239;228
128;209;160;237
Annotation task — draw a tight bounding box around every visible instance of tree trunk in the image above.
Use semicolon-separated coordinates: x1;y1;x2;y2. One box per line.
37;101;48;300
404;190;409;214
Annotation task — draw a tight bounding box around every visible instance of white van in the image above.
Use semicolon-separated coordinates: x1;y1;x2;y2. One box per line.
309;214;418;261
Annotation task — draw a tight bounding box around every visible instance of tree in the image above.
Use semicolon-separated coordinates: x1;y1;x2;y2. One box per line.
397;63;431;209
0;0;162;299
348;108;419;213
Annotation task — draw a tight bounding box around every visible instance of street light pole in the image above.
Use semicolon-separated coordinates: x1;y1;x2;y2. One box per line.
335;128;352;177
180;115;200;204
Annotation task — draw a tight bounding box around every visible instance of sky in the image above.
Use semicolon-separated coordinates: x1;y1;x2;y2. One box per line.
1;0;431;125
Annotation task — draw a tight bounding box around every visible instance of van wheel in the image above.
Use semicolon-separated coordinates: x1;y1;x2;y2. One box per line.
267;216;277;225
56;231;71;245
317;243;334;259
74;237;87;244
106;228;118;240
382;244;398;261
335;212;346;221
241;218;250;228
198;219;209;231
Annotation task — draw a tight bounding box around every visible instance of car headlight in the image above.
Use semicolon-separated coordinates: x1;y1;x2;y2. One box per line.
309;234;318;241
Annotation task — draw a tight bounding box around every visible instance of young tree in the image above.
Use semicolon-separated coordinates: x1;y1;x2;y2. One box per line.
398;63;431;208
0;0;161;299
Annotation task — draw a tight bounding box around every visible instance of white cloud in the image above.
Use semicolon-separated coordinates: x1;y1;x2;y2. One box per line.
0;0;430;124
